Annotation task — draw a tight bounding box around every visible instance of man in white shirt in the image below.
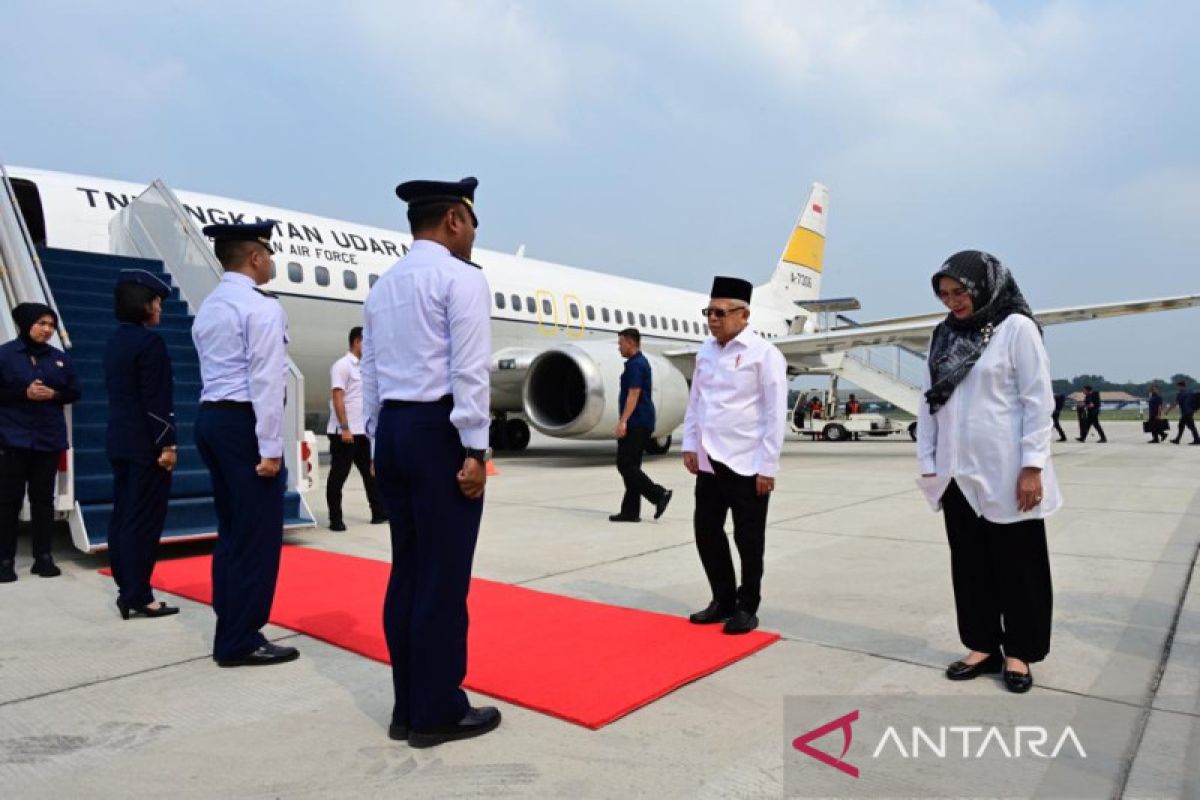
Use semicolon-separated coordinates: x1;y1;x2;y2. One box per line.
361;176;499;748
326;326;386;531
682;276;788;635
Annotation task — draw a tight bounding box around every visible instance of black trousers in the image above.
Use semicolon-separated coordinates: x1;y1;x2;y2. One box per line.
1173;413;1200;443
326;434;384;522
1051;412;1066;441
693;459;769;614
195;406;286;661
616;426;666;518
376;402;483;730
108;459;171;608
941;480;1053;663
1080;412;1105;441
0;447;59;562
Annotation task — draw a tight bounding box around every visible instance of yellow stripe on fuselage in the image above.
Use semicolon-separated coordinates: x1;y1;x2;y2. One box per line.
782;227;824;273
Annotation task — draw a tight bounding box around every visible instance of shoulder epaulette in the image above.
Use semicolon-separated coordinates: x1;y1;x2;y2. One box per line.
452;254;483;270
254;288;279;299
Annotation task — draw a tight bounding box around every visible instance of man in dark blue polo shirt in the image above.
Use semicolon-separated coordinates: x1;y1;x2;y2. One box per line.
1168;380;1200;445
610;329;672;522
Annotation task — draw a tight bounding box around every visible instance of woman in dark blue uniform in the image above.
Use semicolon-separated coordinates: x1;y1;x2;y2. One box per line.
104;270;179;618
0;302;81;582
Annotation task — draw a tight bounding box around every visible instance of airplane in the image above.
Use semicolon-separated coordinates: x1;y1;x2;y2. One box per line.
6;166;1199;456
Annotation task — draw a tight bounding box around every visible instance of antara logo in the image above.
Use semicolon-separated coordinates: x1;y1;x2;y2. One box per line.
792;710;860;778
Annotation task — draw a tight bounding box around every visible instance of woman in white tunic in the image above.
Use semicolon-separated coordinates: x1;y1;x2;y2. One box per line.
916;251;1060;694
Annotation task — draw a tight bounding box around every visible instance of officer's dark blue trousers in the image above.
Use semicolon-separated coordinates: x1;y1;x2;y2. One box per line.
375;401;483;730
107;459;170;608
0;447;58;561
195;405;285;661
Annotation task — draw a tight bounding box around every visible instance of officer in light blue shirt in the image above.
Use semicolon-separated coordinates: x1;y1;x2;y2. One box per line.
362;176;500;748
192;220;298;668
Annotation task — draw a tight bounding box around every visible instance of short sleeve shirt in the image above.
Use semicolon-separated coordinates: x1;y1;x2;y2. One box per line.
619;352;656;431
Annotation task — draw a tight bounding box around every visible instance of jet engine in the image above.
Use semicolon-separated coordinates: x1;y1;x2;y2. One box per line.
521;341;689;444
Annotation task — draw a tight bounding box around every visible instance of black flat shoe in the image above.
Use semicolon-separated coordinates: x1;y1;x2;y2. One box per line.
370;514;390;524
608;514;640;522
723;609;759;635
688;601;735;625
30;555;61;577
945;653;1002;681
1003;666;1034;693
408;706;501;748
329;520;347;532
117;601;180;620
216;643;300;667
653;490;673;520
0;559;15;583
388;722;409;741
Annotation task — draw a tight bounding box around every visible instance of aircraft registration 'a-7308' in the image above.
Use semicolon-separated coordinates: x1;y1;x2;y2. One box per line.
5;166;1198;452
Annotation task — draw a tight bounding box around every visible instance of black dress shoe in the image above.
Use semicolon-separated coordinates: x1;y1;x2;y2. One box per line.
1003;666;1034;693
408;706;501;748
688;601;735;625
945;653;1002;681
216;643;300;667
31;555;61;577
723;609;759;635
329;520;347;532
370;514;390;524
388;722;409;741
117;600;180;620
0;559;15;583
1075;437;1086;442
608;514;640;522
653;490;673;520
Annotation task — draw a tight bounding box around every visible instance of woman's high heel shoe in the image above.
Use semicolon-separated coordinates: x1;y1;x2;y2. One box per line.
117;600;180;620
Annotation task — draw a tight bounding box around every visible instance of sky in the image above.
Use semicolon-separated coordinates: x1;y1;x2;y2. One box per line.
2;0;1197;381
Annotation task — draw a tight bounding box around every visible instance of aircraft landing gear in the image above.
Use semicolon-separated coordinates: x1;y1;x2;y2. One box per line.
490;415;531;452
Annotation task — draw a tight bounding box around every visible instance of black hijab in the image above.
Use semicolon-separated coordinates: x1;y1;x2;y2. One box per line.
11;302;58;356
924;251;1038;413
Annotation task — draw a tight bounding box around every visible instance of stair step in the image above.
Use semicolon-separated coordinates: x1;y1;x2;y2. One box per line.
45;273;183;300
52;288;191;316
40;247;164;272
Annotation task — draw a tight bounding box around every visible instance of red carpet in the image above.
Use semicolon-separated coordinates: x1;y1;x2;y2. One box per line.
117;545;780;729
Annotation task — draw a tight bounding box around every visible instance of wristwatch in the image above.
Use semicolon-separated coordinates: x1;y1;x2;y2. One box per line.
464;447;492;464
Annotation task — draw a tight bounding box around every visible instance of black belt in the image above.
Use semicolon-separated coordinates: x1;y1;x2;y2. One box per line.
201;400;253;410
383;395;453;409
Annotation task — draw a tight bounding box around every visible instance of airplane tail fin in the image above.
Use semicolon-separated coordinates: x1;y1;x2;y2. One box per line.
759;182;828;308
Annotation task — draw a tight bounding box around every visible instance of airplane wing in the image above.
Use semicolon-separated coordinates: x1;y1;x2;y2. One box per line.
664;294;1200;367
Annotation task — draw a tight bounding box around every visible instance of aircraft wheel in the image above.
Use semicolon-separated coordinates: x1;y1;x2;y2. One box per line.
506;419;531;451
908;421;918;441
489;418;510;450
644;434;672;456
823;424;848;442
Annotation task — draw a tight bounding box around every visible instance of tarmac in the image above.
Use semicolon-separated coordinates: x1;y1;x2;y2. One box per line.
1;420;1197;798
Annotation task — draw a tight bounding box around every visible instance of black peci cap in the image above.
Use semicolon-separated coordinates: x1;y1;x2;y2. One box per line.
710;276;753;303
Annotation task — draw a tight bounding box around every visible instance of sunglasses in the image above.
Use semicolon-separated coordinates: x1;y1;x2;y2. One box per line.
702;305;747;318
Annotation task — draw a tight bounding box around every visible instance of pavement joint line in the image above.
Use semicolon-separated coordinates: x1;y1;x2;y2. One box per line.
0;633;304;710
1112;487;1200;797
514;539;695;586
767;488;918;526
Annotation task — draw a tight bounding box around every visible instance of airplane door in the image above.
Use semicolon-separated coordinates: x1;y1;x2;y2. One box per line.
535;289;558;336
563;293;585;339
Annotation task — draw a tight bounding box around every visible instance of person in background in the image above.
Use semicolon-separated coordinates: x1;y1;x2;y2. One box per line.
0;303;80;583
326;326;386;531
1051;393;1067;443
104;270;179;619
1076;385;1106;443
845;393;862;440
610;328;672;523
1167;380;1200;445
1146;385;1166;444
917;250;1058;695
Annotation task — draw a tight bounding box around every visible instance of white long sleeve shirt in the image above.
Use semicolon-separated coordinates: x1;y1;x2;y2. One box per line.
916;314;1062;523
361;240;492;449
682;328;788;477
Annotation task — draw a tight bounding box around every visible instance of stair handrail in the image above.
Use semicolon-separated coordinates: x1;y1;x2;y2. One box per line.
0;164;70;348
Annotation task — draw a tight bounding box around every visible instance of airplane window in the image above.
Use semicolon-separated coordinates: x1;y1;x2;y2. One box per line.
343;270;358;290
288;262;303;283
542;298;552;316
614;309;623;324
495;292;506;310
569;303;580;320
638;313;646;327
671;319;678;332
693;321;701;334
660;316;667;329
526;296;535;312
602;308;610;323
315;266;330;287
586;305;595;321
649;316;658;329
511;294;521;311
270;262;277;280
368;274;379;288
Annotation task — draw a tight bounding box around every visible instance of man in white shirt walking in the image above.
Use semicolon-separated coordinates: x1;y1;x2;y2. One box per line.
326;326;386;531
682;276;788;635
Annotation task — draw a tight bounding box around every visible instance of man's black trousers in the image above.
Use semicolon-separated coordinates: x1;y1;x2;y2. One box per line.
693;459;769;614
616;426;666;518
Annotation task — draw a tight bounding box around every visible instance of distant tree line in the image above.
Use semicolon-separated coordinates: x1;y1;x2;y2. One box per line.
1051;374;1196;399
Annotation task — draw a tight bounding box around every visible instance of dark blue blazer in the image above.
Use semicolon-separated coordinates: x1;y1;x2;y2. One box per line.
104;324;175;462
0;338;80;451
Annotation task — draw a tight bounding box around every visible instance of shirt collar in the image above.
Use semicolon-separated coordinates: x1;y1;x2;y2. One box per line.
222;271;257;289
346;351;360;365
717;327;754;351
409;239;451;257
